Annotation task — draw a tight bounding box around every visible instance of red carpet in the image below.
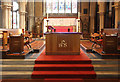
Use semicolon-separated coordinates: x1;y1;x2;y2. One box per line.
31;49;96;79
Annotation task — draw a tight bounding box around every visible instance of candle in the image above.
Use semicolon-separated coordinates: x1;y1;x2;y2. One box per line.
78;12;80;19
47;13;48;19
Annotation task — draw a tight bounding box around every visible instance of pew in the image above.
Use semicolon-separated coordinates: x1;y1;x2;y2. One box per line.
0;29;23;49
102;33;118;54
103;28;120;45
0;29;33;50
9;33;24;54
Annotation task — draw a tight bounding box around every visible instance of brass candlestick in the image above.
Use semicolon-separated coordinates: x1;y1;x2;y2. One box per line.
46;19;49;32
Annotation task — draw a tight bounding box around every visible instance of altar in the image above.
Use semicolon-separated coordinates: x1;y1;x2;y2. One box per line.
45;32;81;55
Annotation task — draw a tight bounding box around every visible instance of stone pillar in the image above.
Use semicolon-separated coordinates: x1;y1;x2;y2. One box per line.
8;2;12;29
43;0;46;17
90;2;96;33
80;2;89;38
114;2;119;28
35;2;43;37
98;2;105;32
109;2;112;17
99;12;104;32
19;2;27;30
118;2;120;23
1;2;12;29
28;1;34;31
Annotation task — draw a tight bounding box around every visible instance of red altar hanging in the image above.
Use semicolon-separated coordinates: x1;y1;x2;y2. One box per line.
52;26;73;32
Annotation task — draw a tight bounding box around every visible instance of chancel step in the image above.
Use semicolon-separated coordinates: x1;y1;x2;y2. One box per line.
1;64;119;71
1;71;119;79
35;60;91;64
31;71;96;79
1;59;35;65
33;64;94;71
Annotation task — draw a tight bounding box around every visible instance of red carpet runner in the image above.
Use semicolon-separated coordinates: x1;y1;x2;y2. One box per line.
31;49;96;80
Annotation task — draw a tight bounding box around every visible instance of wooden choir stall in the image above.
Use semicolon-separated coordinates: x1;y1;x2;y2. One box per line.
45;32;81;55
102;33;118;54
9;34;24;54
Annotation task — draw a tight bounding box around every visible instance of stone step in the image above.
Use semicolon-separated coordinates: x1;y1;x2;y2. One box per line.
1;79;119;82
1;59;119;65
31;71;96;79
1;59;35;65
1;71;32;79
92;59;120;65
96;71;119;79
1;71;119;79
93;64;119;71
33;64;94;71
0;64;119;71
1;65;34;71
35;60;92;64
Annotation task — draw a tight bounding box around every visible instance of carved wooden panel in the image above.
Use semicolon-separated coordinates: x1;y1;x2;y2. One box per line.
57;34;72;51
45;33;80;55
103;34;118;54
9;35;24;54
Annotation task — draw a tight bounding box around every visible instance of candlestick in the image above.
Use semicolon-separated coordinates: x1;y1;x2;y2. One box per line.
46;19;49;32
78;12;80;19
47;12;48;19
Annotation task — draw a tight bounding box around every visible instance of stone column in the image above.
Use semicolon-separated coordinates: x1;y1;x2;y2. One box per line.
118;2;120;23
114;2;119;28
8;2;12;29
99;12;104;32
35;2;43;37
90;2;96;33
109;2;112;17
43;0;46;17
19;2;27;30
1;2;12;29
98;2;105;32
28;1;34;31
